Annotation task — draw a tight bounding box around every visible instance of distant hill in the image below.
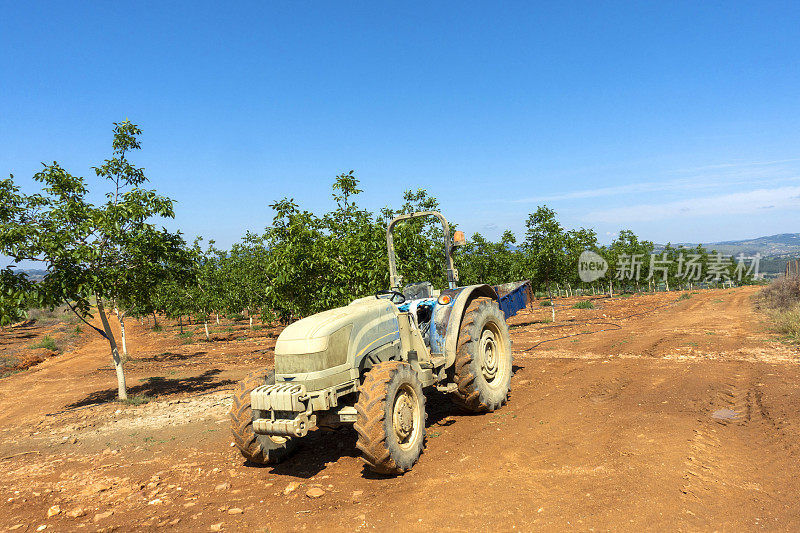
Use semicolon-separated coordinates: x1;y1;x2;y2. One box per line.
658;233;800;258
653;233;800;275
17;268;47;281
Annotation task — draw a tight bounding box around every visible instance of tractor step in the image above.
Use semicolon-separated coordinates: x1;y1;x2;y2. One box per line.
436;383;457;393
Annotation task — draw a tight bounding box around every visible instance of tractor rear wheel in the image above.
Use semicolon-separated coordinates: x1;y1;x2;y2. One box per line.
354;361;426;475
452;297;512;412
229;370;298;464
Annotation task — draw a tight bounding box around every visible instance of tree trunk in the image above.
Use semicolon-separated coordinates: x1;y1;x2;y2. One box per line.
547;284;556;322
115;307;128;360
204;320;210;340
609;281;614;298
97;298;127;400
250;316;253;330
179;316;183;334
216;313;220;325
152;311;158;328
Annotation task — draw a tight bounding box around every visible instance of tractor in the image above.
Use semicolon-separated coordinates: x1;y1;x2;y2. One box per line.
229;211;530;474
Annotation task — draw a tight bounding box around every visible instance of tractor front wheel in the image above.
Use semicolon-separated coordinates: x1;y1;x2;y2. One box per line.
229;370;298;464
452;297;512;412
354;361;426;475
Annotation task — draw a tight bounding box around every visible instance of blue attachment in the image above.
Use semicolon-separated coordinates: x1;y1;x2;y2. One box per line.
492;280;532;319
396;298;436;313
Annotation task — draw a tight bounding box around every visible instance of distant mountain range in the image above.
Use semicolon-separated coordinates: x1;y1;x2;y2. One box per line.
17;268;47;281
657;233;800;257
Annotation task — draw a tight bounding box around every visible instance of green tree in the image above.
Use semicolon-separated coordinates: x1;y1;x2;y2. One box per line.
523;206;567;320
189;239;225;338
1;120;184;399
0;268;33;327
457;230;523;286
608;230;654;293
0;177;38;326
262;198;329;318
563;227;599;294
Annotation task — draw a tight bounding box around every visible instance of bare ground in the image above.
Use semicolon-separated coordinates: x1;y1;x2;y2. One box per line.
1;286;799;532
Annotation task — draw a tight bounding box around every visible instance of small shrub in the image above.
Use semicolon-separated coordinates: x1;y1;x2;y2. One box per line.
251;324;263;331
678;293;692;301
30;336;59;352
572;301;595;309
152;324;163;332
138;376;166;384
539;300;552;307
119;394;153;406
73;325;82;335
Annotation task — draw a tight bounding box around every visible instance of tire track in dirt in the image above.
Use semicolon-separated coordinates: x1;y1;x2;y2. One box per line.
680;369;747;524
681;366;800;528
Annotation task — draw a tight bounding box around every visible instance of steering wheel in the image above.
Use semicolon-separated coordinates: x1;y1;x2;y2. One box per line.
375;289;406;304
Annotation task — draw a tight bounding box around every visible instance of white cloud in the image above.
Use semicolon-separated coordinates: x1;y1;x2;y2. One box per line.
510;159;800;204
584;186;800;223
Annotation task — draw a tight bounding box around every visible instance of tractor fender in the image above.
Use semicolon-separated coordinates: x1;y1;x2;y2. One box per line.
442;284;499;367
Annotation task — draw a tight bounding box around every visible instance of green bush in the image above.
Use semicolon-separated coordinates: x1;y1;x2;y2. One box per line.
678;293;692;301
118;394;153;405
572;300;594;309
539;300;552;307
30;335;58;352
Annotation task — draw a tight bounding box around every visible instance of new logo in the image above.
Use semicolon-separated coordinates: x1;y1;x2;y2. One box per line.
578;251;608;282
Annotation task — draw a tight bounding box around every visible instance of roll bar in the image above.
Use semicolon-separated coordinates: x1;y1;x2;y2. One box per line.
386;211;459;291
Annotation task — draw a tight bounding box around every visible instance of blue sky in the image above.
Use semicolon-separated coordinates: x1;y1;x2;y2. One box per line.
2;1;799;263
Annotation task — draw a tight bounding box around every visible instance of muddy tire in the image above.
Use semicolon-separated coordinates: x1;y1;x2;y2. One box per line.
452;297;512;412
229;370;298;464
354;361;426;475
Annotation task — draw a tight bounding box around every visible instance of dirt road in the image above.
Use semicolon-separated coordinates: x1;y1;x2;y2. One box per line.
1;287;799;531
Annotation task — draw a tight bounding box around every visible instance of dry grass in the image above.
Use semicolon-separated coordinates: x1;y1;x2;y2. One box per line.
755;276;800;310
757;276;800;342
768;308;800;341
27;305;75;325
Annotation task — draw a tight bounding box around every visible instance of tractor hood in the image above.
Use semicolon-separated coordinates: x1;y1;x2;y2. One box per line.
274;297;400;375
276;307;355;355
